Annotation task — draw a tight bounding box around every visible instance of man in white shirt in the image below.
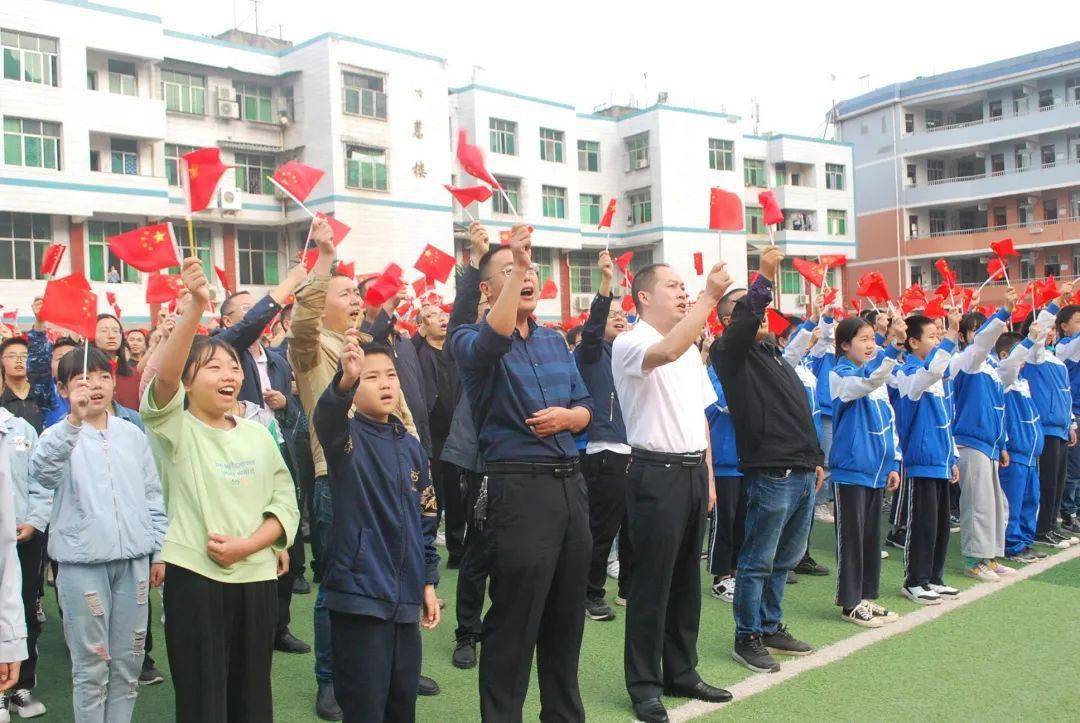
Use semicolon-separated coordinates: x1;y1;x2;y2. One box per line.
612;261;733;723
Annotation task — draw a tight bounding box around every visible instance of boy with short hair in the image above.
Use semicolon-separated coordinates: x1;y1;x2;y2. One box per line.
314;340;440;722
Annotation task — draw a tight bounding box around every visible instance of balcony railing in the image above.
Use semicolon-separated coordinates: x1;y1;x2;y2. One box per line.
917;155;1079;188
912;214;1080;241
919;98;1079;134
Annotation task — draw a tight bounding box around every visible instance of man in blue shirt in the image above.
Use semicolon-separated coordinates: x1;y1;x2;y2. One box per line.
450;225;594;722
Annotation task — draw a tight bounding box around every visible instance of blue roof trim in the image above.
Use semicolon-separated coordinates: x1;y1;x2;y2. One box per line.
0;176;168;198
837;42;1080;117
46;0;161;23
449;84;575;111
742;133;853;149
308;195;451;213
163;30;445;64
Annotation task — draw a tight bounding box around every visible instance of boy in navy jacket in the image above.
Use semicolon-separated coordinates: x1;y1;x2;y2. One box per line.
314;339;440;723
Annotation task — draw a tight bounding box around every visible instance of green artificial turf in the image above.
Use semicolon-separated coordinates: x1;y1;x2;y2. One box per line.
26;519;1077;722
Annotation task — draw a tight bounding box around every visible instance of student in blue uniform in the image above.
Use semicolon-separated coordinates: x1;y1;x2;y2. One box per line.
705;361;744;603
1054;304;1080;536
314;339;440;723
829;315;905;627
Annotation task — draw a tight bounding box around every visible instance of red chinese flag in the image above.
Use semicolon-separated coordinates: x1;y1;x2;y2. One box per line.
615;252;634;274
301;248;319;273
856;272;891;302
214;265;231;294
900;284;928;314
39;243;66;278
708;188;744;231
850;298;862;313
105;291;117;306
991;238;1018;258
443;184;493;208
499;230;511;245
693;252;704;276
272;160;324;202
107;222;180;273
621;294;636;313
598;199;617;229
412;277;427;298
539;278;558;300
1012;301;1033;324
822;287;839;307
363;264;405;307
414;244;456;284
819;254;847;269
765;308;791;337
456;130;500;188
146;274;183;304
935;258;957;288
707;308;723;336
39;275;97;340
312;212;351;246
335;260;355;279
987;257;1007;280
1038;275;1060;307
758;190;784;226
792;258;825;288
182;147;228;213
923;296;947;319
958;286;974;312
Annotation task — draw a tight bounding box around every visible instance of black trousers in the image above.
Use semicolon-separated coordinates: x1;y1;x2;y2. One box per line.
163;564;277;723
707;476;748;577
904;477;952;588
583;450;630;601
16;533;43;690
478;469;591;722
275;519;305;635
433;460;467;563
1037;436;1068;536
455;471;492;642
616;524;633;600
833;485;883;609
624;457;708;703
330;611;420;723
890;476;910;530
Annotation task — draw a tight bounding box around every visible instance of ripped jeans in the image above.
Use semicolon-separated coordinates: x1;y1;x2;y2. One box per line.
56;557;150;723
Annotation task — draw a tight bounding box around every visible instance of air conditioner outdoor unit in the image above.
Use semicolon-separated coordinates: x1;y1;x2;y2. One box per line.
217;87;238;102
277;104;292;122
634;157;648;170
216;100;240;119
218;185;242;212
572;293;593;311
795;294;810;306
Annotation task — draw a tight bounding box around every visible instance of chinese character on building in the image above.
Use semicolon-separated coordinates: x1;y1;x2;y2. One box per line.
413;162;427;178
413;120;424;139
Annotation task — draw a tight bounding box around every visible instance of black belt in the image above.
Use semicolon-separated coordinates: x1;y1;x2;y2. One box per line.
485;460;580;478
631;448;706;467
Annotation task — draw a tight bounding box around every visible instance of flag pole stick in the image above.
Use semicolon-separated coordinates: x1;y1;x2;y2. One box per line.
179;159;197;257
268;176;317;219
82;337;89;380
495;186;520;220
462;205;477;224
976;272;1003;295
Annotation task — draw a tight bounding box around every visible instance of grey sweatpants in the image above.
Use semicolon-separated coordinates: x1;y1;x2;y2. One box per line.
956;447;1008;560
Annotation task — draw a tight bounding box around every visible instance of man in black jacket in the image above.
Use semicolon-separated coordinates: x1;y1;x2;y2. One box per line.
711;246;824;675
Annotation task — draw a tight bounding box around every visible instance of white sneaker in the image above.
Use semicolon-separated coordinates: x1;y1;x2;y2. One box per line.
0;692;10;723
964;563;999;582
710;576;735;603
927;583;960;597
986;560;1014;576
614;596;627;607
865;600;900;623
8;690;45;718
843;601;883;628
880;549;889;559
606;559;620;580
901;585;942;605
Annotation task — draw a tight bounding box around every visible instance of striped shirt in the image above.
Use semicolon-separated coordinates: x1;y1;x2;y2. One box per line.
450;318;594;462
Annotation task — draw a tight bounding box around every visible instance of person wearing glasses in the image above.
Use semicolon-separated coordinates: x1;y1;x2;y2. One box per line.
449;224;594;722
0;338;47;434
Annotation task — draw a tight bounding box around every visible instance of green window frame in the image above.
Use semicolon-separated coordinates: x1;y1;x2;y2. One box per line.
3;117;61;170
234;82;273;123
161;70;206;114
237;229;280;285
780;260;801;294
579;194;601;225
234;152;275;195
489;118;517;156
342;71;387;120
626;133;649;170
708;138;733;171
628;188;651;225
164;143;196;187
0;212;51;280
2;30;58;87
109;138;138;175
345;145;388;191
541;185;566;219
87;220;140;283
492;176;519;215
577;140;599;171
745;206;764;235
107;59;136;96
539;128;564;163
568;250;600;294
166;226;212;277
744;158;765;187
532;247;554;286
825;163;845;190
827;210;847;236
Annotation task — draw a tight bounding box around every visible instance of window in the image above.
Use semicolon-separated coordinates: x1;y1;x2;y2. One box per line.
825;163;845;190
779;260;801;295
89;150;99;172
577;140;599;171
110;138;137;175
342;71;387;120
234;152;275;195
345;146;388;191
1045;254;1062;277
1044;198;1058;223
1013;90;1028;114
906;163;917;184
625;133;649;170
1;30;57;86
532;247;554;286
107;60;136;96
0;212;50;280
991;153;1005;174
87;221;140;283
708;139;733;171
1072;190;1080;218
237;229;280;285
1041;144;1056;167
234;82;272;122
492;176;519;215
539;128;564;163
541;185;566;219
1015;144;1028;171
3;117;60;169
989;100;1002;119
579;194;601;225
628;188;652;225
910;264;924;287
1039;89;1054;110
929;209;946;234
904;113;915;133
1018;199;1032;225
927;159;944;182
86;71;97;90
908;214;919;238
568;250;600;294
1020;254;1036;280
957;158;976;177
744;158;765;187
161;70;206;114
1074;250;1080;279
827;210;847;236
925;109;943;129
993;206;1007;228
489;118;517;155
775;163;788;186
282;86;294;121
164;143;196;186
745;206;764;235
165;226;212;277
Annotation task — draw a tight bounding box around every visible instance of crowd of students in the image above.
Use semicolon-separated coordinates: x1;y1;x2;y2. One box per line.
0;216;1077;723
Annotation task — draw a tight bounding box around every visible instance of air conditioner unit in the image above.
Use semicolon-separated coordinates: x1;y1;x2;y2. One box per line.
216;100;240;119
277;104;292;122
218;185;242;212
633;157;648;170
795;294;810;306
572;293;593;311
217;86;238;102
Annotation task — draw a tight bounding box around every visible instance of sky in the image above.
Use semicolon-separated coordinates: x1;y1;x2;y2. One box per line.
163;0;1079;137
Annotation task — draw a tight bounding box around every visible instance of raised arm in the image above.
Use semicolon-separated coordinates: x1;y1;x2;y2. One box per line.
720;251;780;368
949;307;1010;376
641;261;732;372
217;263;306;352
782;318;816;367
150;258;211;408
831;345;903;402
578;251;615;365
314;345;363;463
996;326;1039;388
449;223;488;336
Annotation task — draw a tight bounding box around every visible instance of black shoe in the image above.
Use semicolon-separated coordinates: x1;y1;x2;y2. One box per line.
1034;533;1070;549
138;664;164;686
762;624;814;656
732;634;780;673
885;528;906;549
418;674;439;696
585;597;615;621
1062;516;1080;534
1027;546;1048;559
292;576;312;595
786;570;797;584
275;629;312;654
631;697;669;723
313;567;323;584
452;638;477;669
794;556;829;576
315;682;342;721
663;680;733;703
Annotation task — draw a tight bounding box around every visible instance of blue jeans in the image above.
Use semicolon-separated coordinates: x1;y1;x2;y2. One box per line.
733;469;816;637
1064;430;1080;519
313;475;334;684
817;417;835;503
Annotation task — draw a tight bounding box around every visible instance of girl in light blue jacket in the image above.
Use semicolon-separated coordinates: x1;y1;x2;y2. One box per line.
30;347;166;723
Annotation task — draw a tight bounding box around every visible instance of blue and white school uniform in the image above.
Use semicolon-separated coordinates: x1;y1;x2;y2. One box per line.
999;337;1043;556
